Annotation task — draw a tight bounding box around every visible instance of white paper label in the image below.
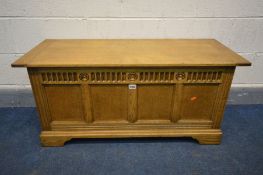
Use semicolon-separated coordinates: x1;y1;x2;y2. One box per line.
128;84;137;89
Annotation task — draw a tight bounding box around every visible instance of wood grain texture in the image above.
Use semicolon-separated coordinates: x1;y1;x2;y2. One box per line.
170;84;182;123
28;68;51;130
80;84;93;123
28;67;231;146
13;40;251;146
12;39;251;67
212;69;235;128
180;84;219;120
40;129;222;146
90;85;128;122
137;84;174;121
44;84;84;121
127;86;138;123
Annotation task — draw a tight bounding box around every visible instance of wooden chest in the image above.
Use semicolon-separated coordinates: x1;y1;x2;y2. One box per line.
12;39;251;146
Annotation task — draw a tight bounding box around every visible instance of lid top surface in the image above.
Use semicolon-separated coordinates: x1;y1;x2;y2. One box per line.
12;39;251;67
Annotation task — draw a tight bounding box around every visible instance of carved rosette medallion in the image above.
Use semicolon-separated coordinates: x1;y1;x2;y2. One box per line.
176;72;185;80
79;73;89;81
127;73;138;81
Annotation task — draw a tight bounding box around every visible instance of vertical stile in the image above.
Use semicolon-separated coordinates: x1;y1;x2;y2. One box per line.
170;72;174;82
207;72;212;81
107;72;109;82
203;72;207;82
57;72;61;81
55;72;59;82
41;73;46;82
94;72;97;82
215;72;218;81
219;72;222;81
101;72;105;82
74;72;77;81
64;72;68;81
150;72;154;82
202;72;205;81
197;72;201;81
67;72;70;82
190;72;193;81
212;72;217;81
117;72;121;82
193;72;196;81
111;72;115;82
145;72;148;82
122;72;126;82
52;72;55;81
110;72;112;82
153;72;156;82
69;72;73;81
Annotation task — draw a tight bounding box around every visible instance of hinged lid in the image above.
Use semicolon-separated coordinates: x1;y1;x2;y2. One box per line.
12;39;251;67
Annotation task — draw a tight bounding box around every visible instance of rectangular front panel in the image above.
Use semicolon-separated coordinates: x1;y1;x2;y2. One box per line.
137;85;174;121
44;85;84;121
30;67;234;131
90;85;128;122
180;84;219;120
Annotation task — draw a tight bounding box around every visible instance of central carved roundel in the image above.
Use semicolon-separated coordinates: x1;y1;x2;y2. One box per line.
176;73;185;80
127;73;138;81
79;73;89;81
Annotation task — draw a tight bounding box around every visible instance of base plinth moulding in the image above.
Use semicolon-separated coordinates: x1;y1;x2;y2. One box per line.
40;129;222;147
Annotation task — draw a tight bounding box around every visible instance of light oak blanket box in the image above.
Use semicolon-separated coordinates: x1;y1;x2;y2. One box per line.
12;39;251;146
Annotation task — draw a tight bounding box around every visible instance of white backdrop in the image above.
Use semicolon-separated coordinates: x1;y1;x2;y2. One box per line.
0;0;262;87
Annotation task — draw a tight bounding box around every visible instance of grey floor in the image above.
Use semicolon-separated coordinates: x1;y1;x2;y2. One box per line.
0;105;262;175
